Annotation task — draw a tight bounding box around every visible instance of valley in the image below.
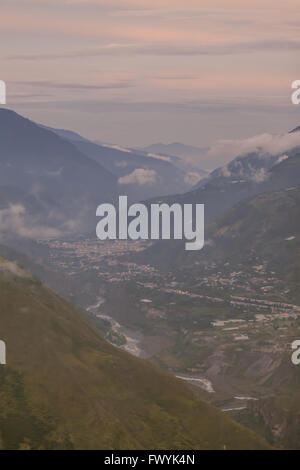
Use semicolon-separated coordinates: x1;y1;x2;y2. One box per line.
24;185;299;448
35;227;300;393
2;0;300;450
0;107;299;449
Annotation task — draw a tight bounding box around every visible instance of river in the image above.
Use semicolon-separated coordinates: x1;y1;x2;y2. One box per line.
87;298;216;395
87;298;144;357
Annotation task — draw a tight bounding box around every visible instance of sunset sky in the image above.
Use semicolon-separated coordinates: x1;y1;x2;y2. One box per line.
1;0;299;147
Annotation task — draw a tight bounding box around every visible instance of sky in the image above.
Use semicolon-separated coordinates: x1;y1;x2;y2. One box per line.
1;0;300;148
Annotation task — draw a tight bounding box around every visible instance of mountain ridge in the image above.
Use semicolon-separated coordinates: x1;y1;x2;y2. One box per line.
0;109;118;236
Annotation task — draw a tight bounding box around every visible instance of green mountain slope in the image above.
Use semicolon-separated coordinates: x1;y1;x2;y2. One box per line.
176;186;300;302
0;257;269;450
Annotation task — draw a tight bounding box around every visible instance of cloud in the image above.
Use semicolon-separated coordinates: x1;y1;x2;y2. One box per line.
103;144;132;153
46;167;63;177
217;159;272;182
146;153;171;162
10;96;292;114
14;0;300;9
275;154;289;165
250;167;269;183
118;168;157;185
0;259;31;279
206;131;300;166
184;171;203;185
7;39;300;60
11;80;134;90
0;204;61;239
220;166;231;178
114;160;129;168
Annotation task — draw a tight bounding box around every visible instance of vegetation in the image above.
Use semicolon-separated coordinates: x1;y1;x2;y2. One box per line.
0;258;269;449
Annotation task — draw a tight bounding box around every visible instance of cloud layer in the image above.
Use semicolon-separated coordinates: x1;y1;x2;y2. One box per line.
1;0;299;148
0;204;61;239
118;168;157;186
206;131;300;167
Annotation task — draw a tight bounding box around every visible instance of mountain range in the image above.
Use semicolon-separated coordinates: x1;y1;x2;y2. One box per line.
0;109;205;243
0;109;118;237
140;142;208;168
41;124;199;200
141;129;300;266
1;108;299;449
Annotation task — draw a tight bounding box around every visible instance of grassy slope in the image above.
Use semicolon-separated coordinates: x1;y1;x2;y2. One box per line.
0;258;269;450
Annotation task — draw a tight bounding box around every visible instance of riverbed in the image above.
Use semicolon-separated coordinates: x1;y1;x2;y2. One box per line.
87;298;216;395
87;298;144;357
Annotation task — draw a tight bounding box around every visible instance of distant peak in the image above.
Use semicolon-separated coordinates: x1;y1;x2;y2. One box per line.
289;126;300;133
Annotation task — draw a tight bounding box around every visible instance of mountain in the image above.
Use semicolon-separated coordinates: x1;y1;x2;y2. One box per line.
194;145;300;191
241;392;300;449
104;187;300;336
72;140;190;201
0;109;117;237
0;257;269;449
173;186;300;302
138;142;209;182
141;143;208;164
290;126;300;134
139;130;300;266
40;124;92;143
44;126;195;200
101;187;300;449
